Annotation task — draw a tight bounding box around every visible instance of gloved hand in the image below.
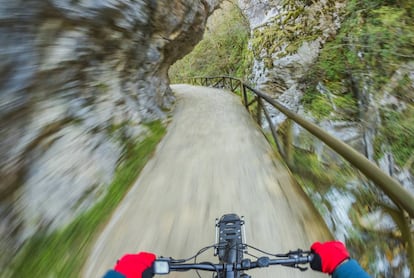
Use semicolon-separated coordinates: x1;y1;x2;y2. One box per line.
114;252;156;278
310;241;350;274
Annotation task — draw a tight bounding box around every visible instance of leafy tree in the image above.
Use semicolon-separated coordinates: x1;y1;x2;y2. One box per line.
169;1;252;82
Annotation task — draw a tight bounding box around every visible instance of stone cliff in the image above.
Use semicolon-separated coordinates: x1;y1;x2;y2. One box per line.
238;0;414;276
0;0;220;268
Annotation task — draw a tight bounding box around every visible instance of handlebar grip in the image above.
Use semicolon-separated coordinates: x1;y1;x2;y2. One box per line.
308;253;315;263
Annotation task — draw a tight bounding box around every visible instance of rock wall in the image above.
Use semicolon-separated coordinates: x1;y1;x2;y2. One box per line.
238;0;368;161
238;0;344;108
238;1;414;276
238;0;413;184
0;0;221;267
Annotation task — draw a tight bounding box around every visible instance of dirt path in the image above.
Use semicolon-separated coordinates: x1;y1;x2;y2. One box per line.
83;85;331;278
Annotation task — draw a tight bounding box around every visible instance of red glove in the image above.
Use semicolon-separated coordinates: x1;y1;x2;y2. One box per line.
310;241;350;274
114;252;156;278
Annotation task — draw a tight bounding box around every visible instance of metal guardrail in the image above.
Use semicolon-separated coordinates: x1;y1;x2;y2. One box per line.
185;76;414;218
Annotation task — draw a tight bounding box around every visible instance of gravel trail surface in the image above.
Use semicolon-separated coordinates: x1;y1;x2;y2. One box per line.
83;85;331;278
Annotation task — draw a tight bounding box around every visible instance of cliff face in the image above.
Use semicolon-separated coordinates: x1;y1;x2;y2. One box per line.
239;0;413;176
238;0;414;276
238;0;345;108
0;0;220;266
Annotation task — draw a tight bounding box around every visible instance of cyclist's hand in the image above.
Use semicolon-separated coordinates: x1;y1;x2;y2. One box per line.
114;252;156;278
310;241;350;274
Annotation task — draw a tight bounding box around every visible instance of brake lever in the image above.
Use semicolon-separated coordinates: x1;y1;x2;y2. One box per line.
284;249;313;272
284;262;309;272
297;265;308;271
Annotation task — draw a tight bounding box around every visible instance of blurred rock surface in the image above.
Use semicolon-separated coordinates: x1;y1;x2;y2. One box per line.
0;0;221;268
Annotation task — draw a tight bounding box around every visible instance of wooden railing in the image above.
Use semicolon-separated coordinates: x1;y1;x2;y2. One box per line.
185;76;414;218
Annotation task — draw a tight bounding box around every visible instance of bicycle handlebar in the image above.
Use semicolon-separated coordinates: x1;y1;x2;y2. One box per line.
154;253;314;274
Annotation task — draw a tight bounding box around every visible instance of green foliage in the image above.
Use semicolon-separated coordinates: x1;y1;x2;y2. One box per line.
301;88;334;120
333;94;358;117
316;44;347;82
393;74;414;102
10;121;166;278
291;147;355;191
292;143;412;276
362;7;413;77
296;2;414;274
376;106;414;169
303;0;414;123
251;0;330;60
169;2;252;81
310;95;333;119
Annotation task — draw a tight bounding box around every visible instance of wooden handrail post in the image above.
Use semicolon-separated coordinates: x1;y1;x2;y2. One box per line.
260;98;286;158
256;96;262;127
239;80;242;96
242;84;248;110
284;119;293;167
